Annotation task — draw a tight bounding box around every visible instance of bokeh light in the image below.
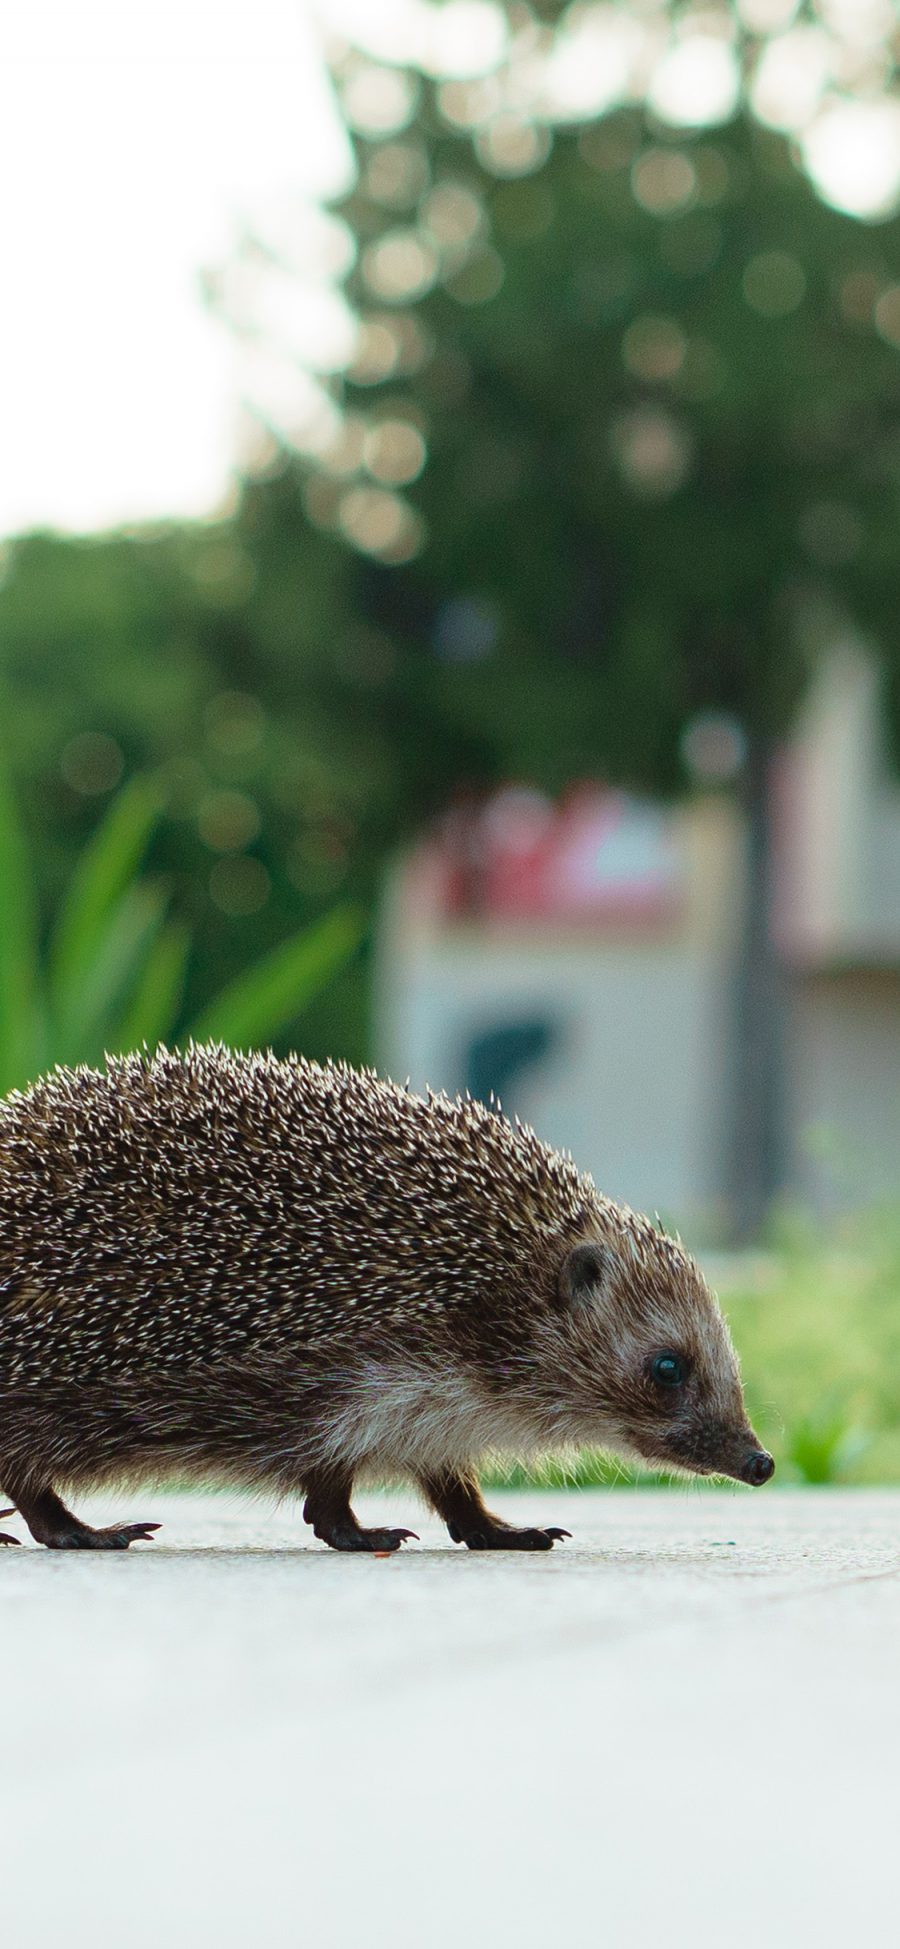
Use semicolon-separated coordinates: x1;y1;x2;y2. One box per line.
622;315;688;384
874;285;900;351
544;6;643;122
475;115;552;178
736;0;801;28
743;250;807;317
610;405;692;497
348;311;432;383
424;1;508;79
751;28;832;132
421;181;485;253
364;141;430;209
838;271;880;327
363;417;427;486
803;101;900;220
647;37;741;130
317;414;369;478
198;790;262;853
341;64;419;138
60;733;125;796
337;483;425;561
631;148;697;218
362;229;439;303
327;0;507;78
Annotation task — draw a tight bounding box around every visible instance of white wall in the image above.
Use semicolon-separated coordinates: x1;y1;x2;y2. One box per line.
376;928;732;1230
790;970;900;1212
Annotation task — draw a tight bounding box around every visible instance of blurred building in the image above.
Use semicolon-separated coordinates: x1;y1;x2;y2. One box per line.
778;644;900;1216
375;644;900;1230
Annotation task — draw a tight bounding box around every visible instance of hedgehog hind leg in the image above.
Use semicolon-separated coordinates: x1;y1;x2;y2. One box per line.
4;1481;159;1551
302;1468;417;1553
421;1468;571;1552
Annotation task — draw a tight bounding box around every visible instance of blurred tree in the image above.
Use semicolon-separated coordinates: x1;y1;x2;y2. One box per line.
236;16;900;1239
0;517;378;1061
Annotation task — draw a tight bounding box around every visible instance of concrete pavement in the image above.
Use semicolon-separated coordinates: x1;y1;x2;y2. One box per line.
3;1486;899;1947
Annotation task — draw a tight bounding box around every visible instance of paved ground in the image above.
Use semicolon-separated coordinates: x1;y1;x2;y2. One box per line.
3;1486;900;1948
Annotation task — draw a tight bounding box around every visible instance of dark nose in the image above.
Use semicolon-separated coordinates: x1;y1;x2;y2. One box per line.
743;1450;775;1487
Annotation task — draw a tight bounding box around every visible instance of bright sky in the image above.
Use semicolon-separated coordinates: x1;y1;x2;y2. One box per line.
3;0;899;541
0;0;352;537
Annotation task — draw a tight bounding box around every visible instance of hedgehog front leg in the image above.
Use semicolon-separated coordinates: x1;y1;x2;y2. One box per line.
0;1506;19;1545
4;1482;159;1550
302;1467;417;1552
421;1468;571;1551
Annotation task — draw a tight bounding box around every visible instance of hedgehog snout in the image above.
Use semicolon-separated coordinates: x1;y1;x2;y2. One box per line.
716;1425;775;1487
651;1414;775;1486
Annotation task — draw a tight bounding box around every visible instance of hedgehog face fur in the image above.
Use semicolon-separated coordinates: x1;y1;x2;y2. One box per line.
516;1215;768;1485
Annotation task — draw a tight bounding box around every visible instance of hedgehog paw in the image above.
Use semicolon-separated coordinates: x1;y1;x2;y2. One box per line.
462;1523;571;1552
40;1520;160;1551
73;1522;161;1551
322;1523;418;1553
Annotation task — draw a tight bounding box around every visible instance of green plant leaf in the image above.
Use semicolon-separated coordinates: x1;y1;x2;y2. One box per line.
49;773;165;1032
64;880;172;1067
0;759;45;1091
186;904;365;1049
105;918;191;1058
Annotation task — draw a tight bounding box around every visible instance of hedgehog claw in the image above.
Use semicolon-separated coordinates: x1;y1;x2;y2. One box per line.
46;1521;161;1551
464;1523;570;1551
92;1522;160;1550
309;1515;418;1552
360;1527;418;1552
0;1531;20;1546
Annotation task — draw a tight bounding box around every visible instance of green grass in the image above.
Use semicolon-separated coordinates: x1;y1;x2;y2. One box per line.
721;1210;900;1485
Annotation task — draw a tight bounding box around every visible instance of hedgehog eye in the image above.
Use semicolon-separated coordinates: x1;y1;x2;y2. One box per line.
650;1351;685;1388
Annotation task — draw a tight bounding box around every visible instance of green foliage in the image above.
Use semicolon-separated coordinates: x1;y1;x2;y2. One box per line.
0;756;43;1088
48;774;171;1069
723;1218;900;1484
783;1403;869;1487
187;904;365;1048
0;504;474;1068
0;766;363;1091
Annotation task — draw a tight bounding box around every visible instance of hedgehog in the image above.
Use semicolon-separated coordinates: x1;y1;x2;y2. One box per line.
0;1043;773;1551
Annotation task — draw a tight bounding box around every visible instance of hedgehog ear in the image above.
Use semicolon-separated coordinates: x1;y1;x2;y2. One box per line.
558;1241;612;1310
